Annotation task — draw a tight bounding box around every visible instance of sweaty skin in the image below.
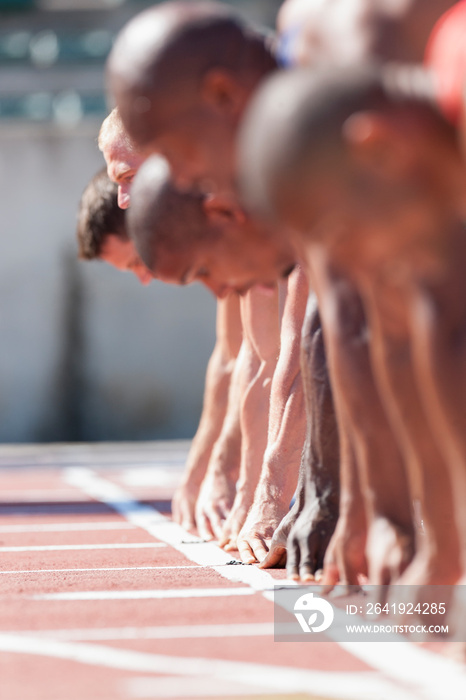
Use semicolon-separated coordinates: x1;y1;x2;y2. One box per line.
172;293;242;532
234;265;308;565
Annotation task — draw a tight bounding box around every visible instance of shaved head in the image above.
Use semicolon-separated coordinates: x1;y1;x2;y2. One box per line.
127;156;210;272
109;1;272;144
107;1;275;191
127;155;298;297
98;107;133;154
238;64;450;228
99;107;146;209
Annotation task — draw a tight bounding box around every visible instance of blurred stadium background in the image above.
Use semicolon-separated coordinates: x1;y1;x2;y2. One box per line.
0;0;282;444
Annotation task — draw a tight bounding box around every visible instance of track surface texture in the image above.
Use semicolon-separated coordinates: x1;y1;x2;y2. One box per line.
0;441;465;700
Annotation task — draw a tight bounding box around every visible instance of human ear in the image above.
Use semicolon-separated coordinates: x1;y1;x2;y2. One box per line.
201;69;245;115
202;193;246;226
342;111;413;181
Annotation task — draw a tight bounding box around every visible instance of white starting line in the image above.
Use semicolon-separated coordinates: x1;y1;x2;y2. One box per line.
64;468;276;590
0;632;417;700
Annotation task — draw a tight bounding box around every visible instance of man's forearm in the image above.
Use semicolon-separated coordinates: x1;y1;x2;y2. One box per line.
182;294;242;486
182;342;235;487
255;266;308;506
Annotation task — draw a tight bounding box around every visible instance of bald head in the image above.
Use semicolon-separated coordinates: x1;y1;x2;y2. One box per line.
107;1;275;191
99;107;145;209
127;156;210;272
238;63;452;231
98;107;132;153
127;155;298;297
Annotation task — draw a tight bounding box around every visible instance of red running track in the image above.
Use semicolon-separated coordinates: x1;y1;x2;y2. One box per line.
0;441;464;700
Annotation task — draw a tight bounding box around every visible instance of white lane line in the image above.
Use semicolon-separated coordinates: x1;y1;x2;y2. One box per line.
15;623;274;641
33;587;255;601
65;468;466;700
0;522;136;533
0;633;416;700
0;543;167;552
339;640;466;700
64;468;275;591
125;676;273;698
0;566;200;574
121;468;183;487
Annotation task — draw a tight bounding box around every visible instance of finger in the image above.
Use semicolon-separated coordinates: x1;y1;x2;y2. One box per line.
171;497;180;524
218;522;232;549
209;508;226;541
300;568;315;583
181;516;197;535
247;535;270;563
221;522;241;550
223;528;240;551
320;562;340;593
259;544;287;569
237;538;257;564
217;500;232;522
299;546;316;583
196;512;215;542
340;555;362;586
286;538;300;580
223;540;238;552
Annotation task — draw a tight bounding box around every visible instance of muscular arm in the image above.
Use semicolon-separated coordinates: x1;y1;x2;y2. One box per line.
361;278;460;585
219;285;280;551
309;250;411;586
285;291;340;579
236;265;309;563
195;340;243;540
172;295;242;532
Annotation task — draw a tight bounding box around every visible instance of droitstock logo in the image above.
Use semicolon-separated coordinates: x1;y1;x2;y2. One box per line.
293;592;334;633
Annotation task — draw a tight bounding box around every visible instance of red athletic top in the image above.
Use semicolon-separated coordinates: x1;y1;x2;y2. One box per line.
425;1;466;124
